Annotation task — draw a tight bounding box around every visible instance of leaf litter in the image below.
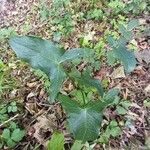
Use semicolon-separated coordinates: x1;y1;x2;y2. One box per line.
0;0;150;149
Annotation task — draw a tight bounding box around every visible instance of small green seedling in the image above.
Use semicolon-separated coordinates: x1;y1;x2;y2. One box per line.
7;102;18;113
99;120;122;144
1;128;25;148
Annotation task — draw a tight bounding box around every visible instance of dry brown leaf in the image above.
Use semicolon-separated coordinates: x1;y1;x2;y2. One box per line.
26;82;37;88
25;103;40;115
27;92;36;99
144;84;150;94
135;49;150;64
39;89;45;97
95;68;109;80
31;114;57;144
110;66;126;79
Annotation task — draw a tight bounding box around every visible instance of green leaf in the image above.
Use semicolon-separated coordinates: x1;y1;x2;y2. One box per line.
7;139;16;148
118;36;128;46
107;26;137;73
144;100;150;107
9;36;92;101
60;95;113;142
103;89;119;102
113;46;137;73
71;141;83;150
116;106;127;115
71;90;85;105
0;143;3;149
9;122;17;130
9;36;65;101
9;36;63;73
11;129;25;142
49;65;66;101
7;106;12;113
119;25;132;40
2;129;10;140
12;106;17;112
110;126;122;137
59;48;91;63
109;120;118;127
75;72;104;97
127;19;139;31
99;128;110;144
47;132;64;150
107;50;117;65
107;36;118;47
120;101;131;109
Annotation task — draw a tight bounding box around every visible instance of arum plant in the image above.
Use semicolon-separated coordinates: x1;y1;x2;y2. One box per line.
107;19;138;73
9;35;133;141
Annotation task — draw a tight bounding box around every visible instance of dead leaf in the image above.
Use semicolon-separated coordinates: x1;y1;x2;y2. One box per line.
135;49;150;64
26;82;37;88
31;114;57;144
111;66;126;79
39;89;45;97
133;66;146;76
144;84;150;94
63;80;74;93
25;103;40;115
139;18;146;25
95;68;109;80
27;92;36;99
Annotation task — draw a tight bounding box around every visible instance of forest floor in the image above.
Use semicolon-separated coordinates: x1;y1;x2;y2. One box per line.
0;0;150;150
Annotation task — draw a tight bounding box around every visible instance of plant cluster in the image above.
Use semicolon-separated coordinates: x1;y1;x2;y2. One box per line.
9;20;138;142
38;0;147;39
0;59;17;97
39;0;73;36
0;102;25;149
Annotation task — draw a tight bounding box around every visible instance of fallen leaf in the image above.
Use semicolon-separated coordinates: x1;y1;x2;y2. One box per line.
144;84;150;94
110;66;126;79
138;19;146;25
31;114;57;144
133;66;146;76
95;68;109;80
25;103;40;115
27;92;36;99
135;49;150;64
139;41;149;50
26;82;37;88
39;89;45;97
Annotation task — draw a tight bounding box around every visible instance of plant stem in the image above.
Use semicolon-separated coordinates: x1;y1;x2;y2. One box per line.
81;90;86;105
0;114;19;128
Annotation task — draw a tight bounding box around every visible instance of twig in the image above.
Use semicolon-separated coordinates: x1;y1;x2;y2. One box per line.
0;114;19;128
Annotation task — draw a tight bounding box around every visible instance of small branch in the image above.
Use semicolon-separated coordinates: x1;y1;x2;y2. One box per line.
0;114;19;128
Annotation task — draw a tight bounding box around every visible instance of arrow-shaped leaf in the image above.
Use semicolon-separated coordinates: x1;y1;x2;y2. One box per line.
113;46;137;73
49;65;66;101
59;48;91;63
59;94;114;142
72;71;104;97
9;36;65;101
78;75;104;97
9;36;63;73
9;36;92;101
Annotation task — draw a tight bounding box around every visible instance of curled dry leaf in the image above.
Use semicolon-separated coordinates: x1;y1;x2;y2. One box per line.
26;82;38;88
30;114;57;145
25;103;40;115
27;92;36;99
